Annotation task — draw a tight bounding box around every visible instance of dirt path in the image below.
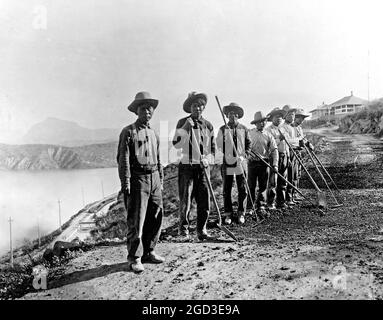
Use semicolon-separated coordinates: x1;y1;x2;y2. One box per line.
20;128;383;300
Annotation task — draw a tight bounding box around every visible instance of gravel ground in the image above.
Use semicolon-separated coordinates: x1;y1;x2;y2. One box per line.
20;128;383;300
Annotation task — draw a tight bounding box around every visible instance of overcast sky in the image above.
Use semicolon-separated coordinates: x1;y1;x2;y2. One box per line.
1;0;382;143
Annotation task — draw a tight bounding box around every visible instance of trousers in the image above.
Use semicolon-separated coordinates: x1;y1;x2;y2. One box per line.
178;163;210;235
221;165;247;214
247;161;269;209
124;170;163;259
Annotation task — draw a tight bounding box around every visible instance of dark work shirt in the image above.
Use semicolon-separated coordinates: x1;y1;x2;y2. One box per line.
172;116;216;164
117;119;163;188
216;122;252;167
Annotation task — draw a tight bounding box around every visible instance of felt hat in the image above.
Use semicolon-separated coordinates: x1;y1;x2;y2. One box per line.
267;107;287;121
251;111;269;124
295;108;310;118
127;91;158;114
183;92;208;113
282;104;298;117
223;102;244;119
295;109;310;118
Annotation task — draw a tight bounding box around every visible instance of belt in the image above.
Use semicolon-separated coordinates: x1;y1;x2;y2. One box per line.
131;165;158;175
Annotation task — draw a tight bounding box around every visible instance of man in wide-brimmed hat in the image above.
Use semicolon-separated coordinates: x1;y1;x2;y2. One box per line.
248;111;278;218
117;91;164;273
280;105;301;206
293;108;313;197
216;102;251;225
264;107;292;210
172;92;216;241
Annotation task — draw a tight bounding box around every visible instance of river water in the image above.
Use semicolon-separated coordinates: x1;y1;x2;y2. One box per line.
0;168;120;256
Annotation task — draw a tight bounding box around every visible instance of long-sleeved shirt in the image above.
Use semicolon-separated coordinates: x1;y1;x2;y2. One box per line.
216;122;251;167
117;119;163;189
265;124;289;154
172;116;216;165
248;128;279;167
280;122;300;149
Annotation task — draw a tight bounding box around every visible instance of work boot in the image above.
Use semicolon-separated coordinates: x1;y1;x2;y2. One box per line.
142;251;165;264
286;200;295;206
223;213;232;225
256;207;267;219
197;232;217;241
237;211;245;225
127;257;145;273
177;228;191;241
277;203;288;210
267;203;277;211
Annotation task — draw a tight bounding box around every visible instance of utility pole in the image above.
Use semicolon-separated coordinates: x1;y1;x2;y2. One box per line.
101;181;105;198
8;217;13;267
58;199;62;231
37;217;41;248
368;49;370;103
81;186;85;206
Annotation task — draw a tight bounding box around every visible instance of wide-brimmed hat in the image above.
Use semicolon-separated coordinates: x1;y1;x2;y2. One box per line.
223;102;244;119
295;108;310;118
183;92;208;113
251;111;268;124
282;104;297;117
267;107;287;121
127;91;159;114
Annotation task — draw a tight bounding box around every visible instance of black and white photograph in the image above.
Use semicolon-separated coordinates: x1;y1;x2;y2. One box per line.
1;0;383;305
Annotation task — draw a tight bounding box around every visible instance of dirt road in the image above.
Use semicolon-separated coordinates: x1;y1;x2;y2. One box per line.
21;128;383;300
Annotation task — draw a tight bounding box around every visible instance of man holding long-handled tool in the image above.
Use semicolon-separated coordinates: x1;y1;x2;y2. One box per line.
172;92;217;241
248;111;279;218
265;107;291;210
281;105;301;206
293;108;315;194
216;102;252;225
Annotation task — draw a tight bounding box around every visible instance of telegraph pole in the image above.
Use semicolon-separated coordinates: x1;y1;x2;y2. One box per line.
58;199;62;231
8;217;13;267
81;186;85;206
37;217;41;248
368;49;370;103
101;181;105;198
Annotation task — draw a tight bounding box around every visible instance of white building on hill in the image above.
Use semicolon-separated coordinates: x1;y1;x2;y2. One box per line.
310;92;368;120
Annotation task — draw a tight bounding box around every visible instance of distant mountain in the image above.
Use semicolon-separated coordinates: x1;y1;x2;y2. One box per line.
22;117;120;147
0;142;118;170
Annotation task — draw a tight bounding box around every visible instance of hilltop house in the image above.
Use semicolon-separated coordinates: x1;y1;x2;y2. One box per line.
309;92;368;120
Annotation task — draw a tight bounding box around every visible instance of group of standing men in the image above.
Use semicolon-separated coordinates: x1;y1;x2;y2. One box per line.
117;91;313;273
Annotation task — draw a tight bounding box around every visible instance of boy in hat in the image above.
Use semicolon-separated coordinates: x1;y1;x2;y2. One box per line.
248;111;278;217
264;107;291;210
216;102;252;225
280;105;301;206
172;92;216;241
117;91;165;273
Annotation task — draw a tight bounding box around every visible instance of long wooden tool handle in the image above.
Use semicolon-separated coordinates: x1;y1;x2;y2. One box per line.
189;123;223;225
249;150;325;215
278;129;321;192
309;148;341;193
215;95;257;212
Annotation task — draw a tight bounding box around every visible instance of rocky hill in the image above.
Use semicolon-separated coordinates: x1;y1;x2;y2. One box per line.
0;142;118;170
22;117;120;147
338;99;383;137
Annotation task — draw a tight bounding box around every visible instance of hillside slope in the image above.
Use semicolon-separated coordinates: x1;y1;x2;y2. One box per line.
0;142;118;170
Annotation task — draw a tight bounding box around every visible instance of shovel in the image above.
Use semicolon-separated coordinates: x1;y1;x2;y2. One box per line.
308;147;342;194
215;95;262;222
248;150;326;216
278;129;327;209
189;122;238;241
303;144;343;208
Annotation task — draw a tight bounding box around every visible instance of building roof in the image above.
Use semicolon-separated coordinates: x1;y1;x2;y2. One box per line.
309;103;329;113
329;93;368;108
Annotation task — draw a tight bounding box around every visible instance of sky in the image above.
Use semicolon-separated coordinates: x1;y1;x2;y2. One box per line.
0;0;382;144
